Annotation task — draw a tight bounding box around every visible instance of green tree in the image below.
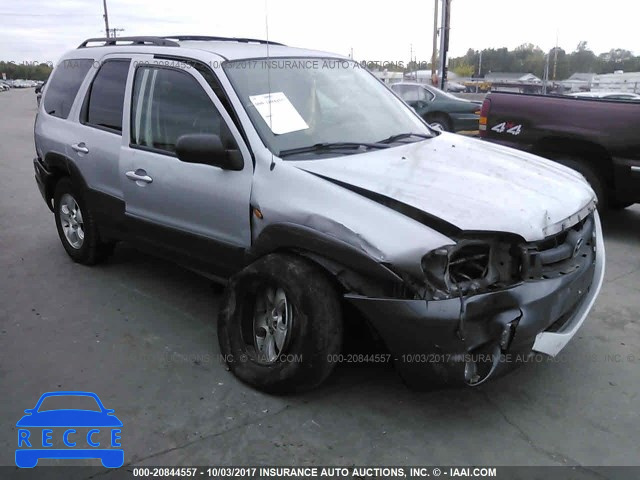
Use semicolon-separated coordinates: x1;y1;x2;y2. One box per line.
452;62;474;77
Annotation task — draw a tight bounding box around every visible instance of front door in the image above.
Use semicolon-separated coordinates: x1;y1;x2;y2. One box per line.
120;59;253;275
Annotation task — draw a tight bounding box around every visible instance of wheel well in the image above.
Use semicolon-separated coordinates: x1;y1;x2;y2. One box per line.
42;153;71;210
425;111;450;122
531;137;614;188
42;153;90;210
259;247;394;299
265;248;390;354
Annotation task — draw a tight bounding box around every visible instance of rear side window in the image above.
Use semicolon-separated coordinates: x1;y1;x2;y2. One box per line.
43;58;93;119
84;60;131;133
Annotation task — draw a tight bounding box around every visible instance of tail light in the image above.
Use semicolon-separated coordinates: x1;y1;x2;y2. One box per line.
479;98;491;137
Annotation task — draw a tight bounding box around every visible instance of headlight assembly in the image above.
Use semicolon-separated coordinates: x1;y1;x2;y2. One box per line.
421;239;518;298
422;241;491;295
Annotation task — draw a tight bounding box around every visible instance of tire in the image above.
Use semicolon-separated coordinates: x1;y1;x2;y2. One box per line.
610;201;633;210
53;177;114;265
218;253;343;394
426;113;451;132
553;158;607;210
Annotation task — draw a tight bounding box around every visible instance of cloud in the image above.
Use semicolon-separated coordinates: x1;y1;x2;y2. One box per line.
0;0;638;64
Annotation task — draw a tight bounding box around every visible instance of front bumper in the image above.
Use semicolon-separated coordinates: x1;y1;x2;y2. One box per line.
347;212;605;388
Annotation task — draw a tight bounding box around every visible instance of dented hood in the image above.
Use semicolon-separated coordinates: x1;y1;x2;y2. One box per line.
292;133;595;242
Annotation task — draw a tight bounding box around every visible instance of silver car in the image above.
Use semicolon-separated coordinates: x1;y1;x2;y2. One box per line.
33;36;605;393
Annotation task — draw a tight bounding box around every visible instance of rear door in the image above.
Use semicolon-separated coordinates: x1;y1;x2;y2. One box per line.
62;55;132;235
120;57;253;276
392;84;434;117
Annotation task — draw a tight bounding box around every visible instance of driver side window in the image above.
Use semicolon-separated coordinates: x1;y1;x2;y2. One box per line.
131;66;233;154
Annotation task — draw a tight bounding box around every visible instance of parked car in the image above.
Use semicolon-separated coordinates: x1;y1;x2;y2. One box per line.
479;91;640;209
567;91;640;101
35;81;46;106
445;81;467;93
34;36;604;393
0;82;10;91
390;82;481;131
11;79;37;88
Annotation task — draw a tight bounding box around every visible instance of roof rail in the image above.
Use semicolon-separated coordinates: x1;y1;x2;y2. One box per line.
78;37;180;48
163;35;284;46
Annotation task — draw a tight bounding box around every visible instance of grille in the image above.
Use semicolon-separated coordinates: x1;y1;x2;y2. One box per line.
520;214;595;280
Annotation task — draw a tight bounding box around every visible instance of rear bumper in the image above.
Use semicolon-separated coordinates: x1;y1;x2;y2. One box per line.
347;213;605;389
451;113;480;132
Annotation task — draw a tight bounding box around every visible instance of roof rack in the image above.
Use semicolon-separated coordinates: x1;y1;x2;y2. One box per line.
78;37;180;48
163;35;284;46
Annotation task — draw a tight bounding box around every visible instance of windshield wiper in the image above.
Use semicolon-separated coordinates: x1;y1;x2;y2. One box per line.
377;132;432;144
279;142;390;158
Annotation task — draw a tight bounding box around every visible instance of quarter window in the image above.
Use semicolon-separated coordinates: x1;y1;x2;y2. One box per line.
43;58;93;119
131;67;230;154
84;60;131;133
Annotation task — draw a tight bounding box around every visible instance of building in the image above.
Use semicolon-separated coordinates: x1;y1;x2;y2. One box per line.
371;70;404;85
484;72;542;83
591;71;640;93
560;73;596;92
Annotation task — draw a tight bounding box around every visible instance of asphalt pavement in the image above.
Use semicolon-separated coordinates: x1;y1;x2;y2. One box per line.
1;88;639;468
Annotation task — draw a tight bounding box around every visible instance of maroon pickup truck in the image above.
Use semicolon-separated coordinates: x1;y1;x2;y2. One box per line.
479;92;640;209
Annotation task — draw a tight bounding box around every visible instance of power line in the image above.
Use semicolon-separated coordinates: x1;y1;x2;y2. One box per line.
0;13;98;17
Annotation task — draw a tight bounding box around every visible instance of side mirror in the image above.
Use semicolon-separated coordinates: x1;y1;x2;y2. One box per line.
175;134;243;171
429;123;444;132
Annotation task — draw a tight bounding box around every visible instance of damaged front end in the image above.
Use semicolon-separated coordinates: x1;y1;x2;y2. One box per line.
347;208;605;388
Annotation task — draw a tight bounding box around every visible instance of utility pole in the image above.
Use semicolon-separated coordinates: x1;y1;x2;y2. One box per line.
410;44;414;80
438;0;451;90
552;33;559;81
102;0;110;38
431;0;439;84
478;50;482;77
543;53;550;95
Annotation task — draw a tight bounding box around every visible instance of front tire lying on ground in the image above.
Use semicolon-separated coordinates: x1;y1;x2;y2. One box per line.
218;253;343;394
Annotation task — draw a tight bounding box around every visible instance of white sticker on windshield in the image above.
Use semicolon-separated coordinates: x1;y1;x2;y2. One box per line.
249;92;309;135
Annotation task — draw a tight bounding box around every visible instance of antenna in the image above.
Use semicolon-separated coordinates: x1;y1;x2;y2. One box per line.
265;0;275;170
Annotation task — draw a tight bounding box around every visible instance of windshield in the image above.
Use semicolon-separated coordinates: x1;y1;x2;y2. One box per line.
223;58;432;158
37;395;101;412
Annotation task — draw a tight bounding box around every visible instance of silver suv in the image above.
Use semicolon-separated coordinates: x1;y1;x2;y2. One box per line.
34;36;605;393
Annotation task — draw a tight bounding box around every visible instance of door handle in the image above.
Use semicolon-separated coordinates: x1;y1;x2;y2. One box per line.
71;142;89;154
125;170;153;184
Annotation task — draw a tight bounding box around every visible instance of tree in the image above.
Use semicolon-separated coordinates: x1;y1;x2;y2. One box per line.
452;62;474;77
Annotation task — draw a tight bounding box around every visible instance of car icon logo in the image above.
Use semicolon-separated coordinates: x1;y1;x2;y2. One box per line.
573;236;584;258
15;391;123;468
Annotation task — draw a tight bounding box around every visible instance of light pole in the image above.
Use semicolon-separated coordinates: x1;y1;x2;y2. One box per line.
438;0;451;90
431;0;439;84
102;0;110;38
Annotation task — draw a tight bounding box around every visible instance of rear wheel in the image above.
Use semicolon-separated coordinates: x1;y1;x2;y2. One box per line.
218;253;343;394
552;158;607;210
426;113;452;132
53;177;113;265
610;201;633;210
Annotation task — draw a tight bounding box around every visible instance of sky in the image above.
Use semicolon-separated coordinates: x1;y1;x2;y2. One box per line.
1;0;639;65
